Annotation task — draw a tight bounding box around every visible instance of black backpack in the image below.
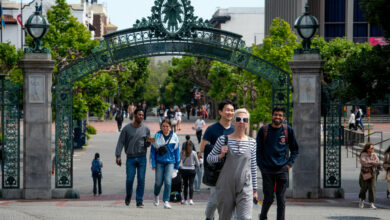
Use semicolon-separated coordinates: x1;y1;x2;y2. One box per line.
202;135;228;186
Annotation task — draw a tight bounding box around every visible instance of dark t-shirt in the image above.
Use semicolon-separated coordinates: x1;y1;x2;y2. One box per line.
202;122;235;145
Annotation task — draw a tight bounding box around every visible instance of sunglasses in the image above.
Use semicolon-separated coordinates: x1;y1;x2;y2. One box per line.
235;116;249;123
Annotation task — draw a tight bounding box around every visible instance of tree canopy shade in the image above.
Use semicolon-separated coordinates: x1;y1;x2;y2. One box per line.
339;45;390;105
360;0;390;39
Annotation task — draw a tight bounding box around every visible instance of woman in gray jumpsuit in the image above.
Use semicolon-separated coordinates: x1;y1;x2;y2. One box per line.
207;108;258;220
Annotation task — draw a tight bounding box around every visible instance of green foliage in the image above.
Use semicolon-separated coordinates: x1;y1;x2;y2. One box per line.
86;124;97;135
339;45;390;105
311;37;371;82
257;18;298;73
0;42;23;84
144;60;170;107
43;0;98;64
86;133;91;140
360;0;390;39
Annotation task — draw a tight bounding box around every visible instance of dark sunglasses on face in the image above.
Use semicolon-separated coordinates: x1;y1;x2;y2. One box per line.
235;116;249;123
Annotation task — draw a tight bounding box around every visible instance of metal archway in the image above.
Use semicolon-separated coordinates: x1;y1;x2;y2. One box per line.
54;0;291;188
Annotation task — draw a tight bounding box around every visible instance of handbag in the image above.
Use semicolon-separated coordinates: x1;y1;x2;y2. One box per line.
361;171;373;181
156;135;172;156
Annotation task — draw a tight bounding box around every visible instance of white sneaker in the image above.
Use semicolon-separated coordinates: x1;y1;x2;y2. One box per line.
189;199;194;205
370;203;376;209
359;199;364;208
181;200;185;204
184;200;189;205
164;201;172;209
153;196;159;206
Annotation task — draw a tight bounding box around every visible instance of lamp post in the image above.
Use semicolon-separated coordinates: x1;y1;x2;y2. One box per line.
294;3;319;53
24;3;50;53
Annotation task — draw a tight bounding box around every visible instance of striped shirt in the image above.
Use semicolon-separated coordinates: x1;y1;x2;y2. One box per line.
207;135;257;189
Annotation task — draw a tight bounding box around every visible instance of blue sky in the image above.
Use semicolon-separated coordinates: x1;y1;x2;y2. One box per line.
65;0;265;30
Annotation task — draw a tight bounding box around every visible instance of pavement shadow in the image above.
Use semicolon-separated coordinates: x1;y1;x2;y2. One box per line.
327;217;382;220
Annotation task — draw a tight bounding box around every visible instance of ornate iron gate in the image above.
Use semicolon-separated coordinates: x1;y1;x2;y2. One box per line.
54;0;291;188
0;75;22;189
322;82;342;188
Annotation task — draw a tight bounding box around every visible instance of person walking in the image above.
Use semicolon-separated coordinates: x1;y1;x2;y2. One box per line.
256;107;299;220
384;146;390;199
158;104;166;124
186;104;192;120
348;109;356;130
182;135;196;151
175;108;183;131
180;139;200;205
194;115;206;144
151;119;180;209
359;142;379;209
115;108;124;132
207;108;257;220
115;108;152;208
91;152;103;196
199;100;235;220
128;102;135;120
355;106;364;132
142;100;148;120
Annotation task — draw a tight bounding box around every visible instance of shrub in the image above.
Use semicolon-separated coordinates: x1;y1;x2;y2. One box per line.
86;125;97;135
86;133;91;140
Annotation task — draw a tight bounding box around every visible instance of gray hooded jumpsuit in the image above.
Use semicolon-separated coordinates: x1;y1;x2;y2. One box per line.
216;143;253;220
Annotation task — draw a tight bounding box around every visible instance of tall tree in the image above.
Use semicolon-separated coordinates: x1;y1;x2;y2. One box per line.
360;0;390;38
339;45;390;105
0;42;23;83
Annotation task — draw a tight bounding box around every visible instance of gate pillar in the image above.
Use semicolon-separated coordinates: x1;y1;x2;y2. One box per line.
20;53;55;199
289;53;323;198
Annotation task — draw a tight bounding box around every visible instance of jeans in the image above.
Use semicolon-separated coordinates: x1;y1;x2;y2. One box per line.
126;156;147;202
196;130;202;144
205;186;217;219
259;166;289;220
154;162;174;202
194;165;203;190
92;173;102;195
181;169;196;200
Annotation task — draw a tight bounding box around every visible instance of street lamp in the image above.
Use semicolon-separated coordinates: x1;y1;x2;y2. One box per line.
25;3;50;53
294;3;319;53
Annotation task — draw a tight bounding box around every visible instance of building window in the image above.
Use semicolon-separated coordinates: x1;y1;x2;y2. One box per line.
325;0;346;41
353;0;384;42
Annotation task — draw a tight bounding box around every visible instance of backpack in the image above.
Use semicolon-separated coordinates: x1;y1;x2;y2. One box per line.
263;124;288;144
262;124;289;158
91;159;101;174
202;135;228;186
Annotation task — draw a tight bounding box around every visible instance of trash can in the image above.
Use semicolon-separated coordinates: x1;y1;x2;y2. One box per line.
73;119;86;149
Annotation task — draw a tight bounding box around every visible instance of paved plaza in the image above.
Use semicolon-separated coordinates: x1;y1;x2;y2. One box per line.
1;116;390;219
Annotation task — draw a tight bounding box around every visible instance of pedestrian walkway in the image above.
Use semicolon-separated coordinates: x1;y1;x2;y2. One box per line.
2;116;389;219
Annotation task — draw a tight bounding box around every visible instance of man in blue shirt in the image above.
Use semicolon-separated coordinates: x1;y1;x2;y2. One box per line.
199;100;235;220
256;107;299;220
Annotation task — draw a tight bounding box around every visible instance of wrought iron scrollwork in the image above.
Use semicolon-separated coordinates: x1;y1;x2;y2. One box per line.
1;77;21;189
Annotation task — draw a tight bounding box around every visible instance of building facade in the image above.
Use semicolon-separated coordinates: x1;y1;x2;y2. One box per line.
265;0;384;43
211;7;265;46
1;0;114;49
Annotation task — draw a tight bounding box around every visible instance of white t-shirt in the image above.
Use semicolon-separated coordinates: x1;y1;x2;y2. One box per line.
175;112;182;121
195;119;206;131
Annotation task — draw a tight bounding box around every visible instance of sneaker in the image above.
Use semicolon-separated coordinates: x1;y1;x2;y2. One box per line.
125;195;131;206
181;200;185;204
136;202;144;208
184;200;189;205
370;203;376;209
359;199;364;208
153;195;159;206
164;201;172;209
189;200;194;205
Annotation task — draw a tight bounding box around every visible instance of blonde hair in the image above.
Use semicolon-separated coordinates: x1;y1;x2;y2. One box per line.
234;108;250;120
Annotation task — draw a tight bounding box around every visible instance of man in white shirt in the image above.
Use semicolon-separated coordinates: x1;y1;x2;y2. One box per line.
194;115;206;144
